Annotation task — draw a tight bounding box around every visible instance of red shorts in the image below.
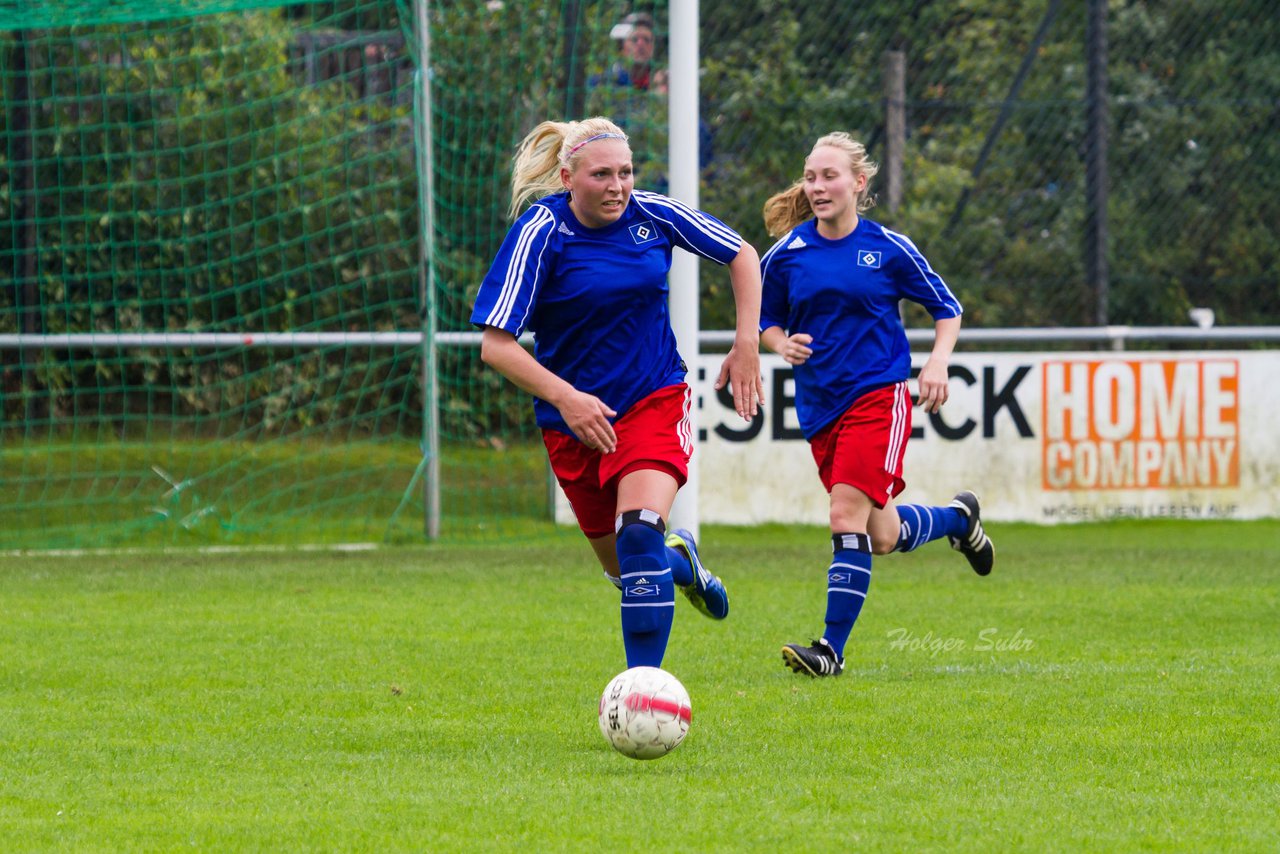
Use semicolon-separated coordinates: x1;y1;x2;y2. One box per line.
542;383;692;538
809;382;911;507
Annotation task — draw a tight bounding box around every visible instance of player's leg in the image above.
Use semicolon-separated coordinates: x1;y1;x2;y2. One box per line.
587;534;622;589
823;483;875;653
783;386;906;677
781;484;873;678
887;499;967;553
885;491;993;575
541;428;624;590
614;468;680;668
605;383;729;619
867;499;902;554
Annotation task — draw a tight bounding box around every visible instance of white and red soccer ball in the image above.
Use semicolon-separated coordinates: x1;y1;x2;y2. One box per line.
598;666;692;759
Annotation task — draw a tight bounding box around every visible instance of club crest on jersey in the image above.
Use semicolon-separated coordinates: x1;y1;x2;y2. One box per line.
857;250;881;268
629;221;657;244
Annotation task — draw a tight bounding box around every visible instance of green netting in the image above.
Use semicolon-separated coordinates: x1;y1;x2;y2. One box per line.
0;1;437;548
4;1;1279;550
2;1;297;29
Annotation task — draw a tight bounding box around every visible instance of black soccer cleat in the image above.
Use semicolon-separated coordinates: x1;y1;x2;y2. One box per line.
781;638;844;677
948;490;994;576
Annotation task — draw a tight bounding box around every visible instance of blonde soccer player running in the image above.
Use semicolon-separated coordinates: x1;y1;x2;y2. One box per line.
470;117;763;669
759;132;994;678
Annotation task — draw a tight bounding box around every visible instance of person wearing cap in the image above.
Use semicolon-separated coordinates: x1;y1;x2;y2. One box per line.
602;12;657;90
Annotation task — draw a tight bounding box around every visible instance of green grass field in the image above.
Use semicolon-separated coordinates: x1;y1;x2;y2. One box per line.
0;439;553;550
1;520;1277;850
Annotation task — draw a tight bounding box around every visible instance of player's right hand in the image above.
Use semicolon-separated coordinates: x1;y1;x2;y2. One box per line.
560;391;618;453
782;333;814;366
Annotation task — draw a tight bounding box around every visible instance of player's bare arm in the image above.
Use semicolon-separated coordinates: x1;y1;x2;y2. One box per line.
715;242;765;420
916;315;961;414
480;326;618;452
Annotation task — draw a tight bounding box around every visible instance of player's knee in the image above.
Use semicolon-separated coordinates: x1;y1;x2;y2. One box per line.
615;508;666;560
870;533;897;555
828;492;870;534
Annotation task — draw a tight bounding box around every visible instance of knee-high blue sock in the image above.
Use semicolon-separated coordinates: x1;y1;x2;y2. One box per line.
823;532;872;659
615;509;675;668
895;504;967;552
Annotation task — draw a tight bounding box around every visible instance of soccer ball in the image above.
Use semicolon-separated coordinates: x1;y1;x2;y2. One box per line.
598;666;692;760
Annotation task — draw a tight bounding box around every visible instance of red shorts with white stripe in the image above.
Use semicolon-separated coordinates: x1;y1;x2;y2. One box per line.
808;381;911;507
542;383;692;538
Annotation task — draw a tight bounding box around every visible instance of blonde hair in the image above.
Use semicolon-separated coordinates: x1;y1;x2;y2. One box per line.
762;132;879;236
508;117;630;219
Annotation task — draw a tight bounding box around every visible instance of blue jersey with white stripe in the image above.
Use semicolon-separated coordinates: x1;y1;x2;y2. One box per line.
471;190;742;435
760;218;962;439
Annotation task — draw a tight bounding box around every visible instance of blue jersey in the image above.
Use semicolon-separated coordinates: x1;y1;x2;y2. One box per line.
471;190;742;435
760;218;962;439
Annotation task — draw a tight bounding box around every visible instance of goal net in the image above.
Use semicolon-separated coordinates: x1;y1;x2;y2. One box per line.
0;3;474;548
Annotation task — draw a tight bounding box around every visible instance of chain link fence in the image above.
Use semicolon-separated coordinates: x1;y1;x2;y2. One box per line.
2;1;1277;543
419;0;1279;336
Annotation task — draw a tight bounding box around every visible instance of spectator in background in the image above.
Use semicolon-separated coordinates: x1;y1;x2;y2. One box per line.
597;12;657;91
588;13;665;189
587;11;712;194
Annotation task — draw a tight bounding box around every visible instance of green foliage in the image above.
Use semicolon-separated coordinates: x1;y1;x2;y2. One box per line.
0;8;418;429
693;0;1280;328
2;2;1278;546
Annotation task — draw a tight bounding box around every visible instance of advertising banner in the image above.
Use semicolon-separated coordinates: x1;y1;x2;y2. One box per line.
694;351;1279;524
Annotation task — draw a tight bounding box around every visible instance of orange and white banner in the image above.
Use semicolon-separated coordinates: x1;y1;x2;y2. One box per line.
696;351;1279;524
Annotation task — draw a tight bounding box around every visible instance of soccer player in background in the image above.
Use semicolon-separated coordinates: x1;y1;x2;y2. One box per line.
760;132;995;678
471;116;764;669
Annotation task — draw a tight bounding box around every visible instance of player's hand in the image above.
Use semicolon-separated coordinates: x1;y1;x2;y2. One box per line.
916;358;950;413
560;391;618;453
781;333;813;366
715;344;763;421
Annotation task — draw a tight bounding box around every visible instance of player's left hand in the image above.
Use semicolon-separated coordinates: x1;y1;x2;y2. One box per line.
916;358;950;413
715;344;763;421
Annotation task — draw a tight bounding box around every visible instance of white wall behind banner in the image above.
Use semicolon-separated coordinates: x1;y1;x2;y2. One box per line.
555;351;1280;527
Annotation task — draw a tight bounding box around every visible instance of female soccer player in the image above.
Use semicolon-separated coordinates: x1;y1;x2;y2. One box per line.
471;116;763;669
760;132;994;678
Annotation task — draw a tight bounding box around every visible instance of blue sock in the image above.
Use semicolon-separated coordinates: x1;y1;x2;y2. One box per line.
615;510;675;668
895;504;967;552
665;539;694;587
823;532;873;660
